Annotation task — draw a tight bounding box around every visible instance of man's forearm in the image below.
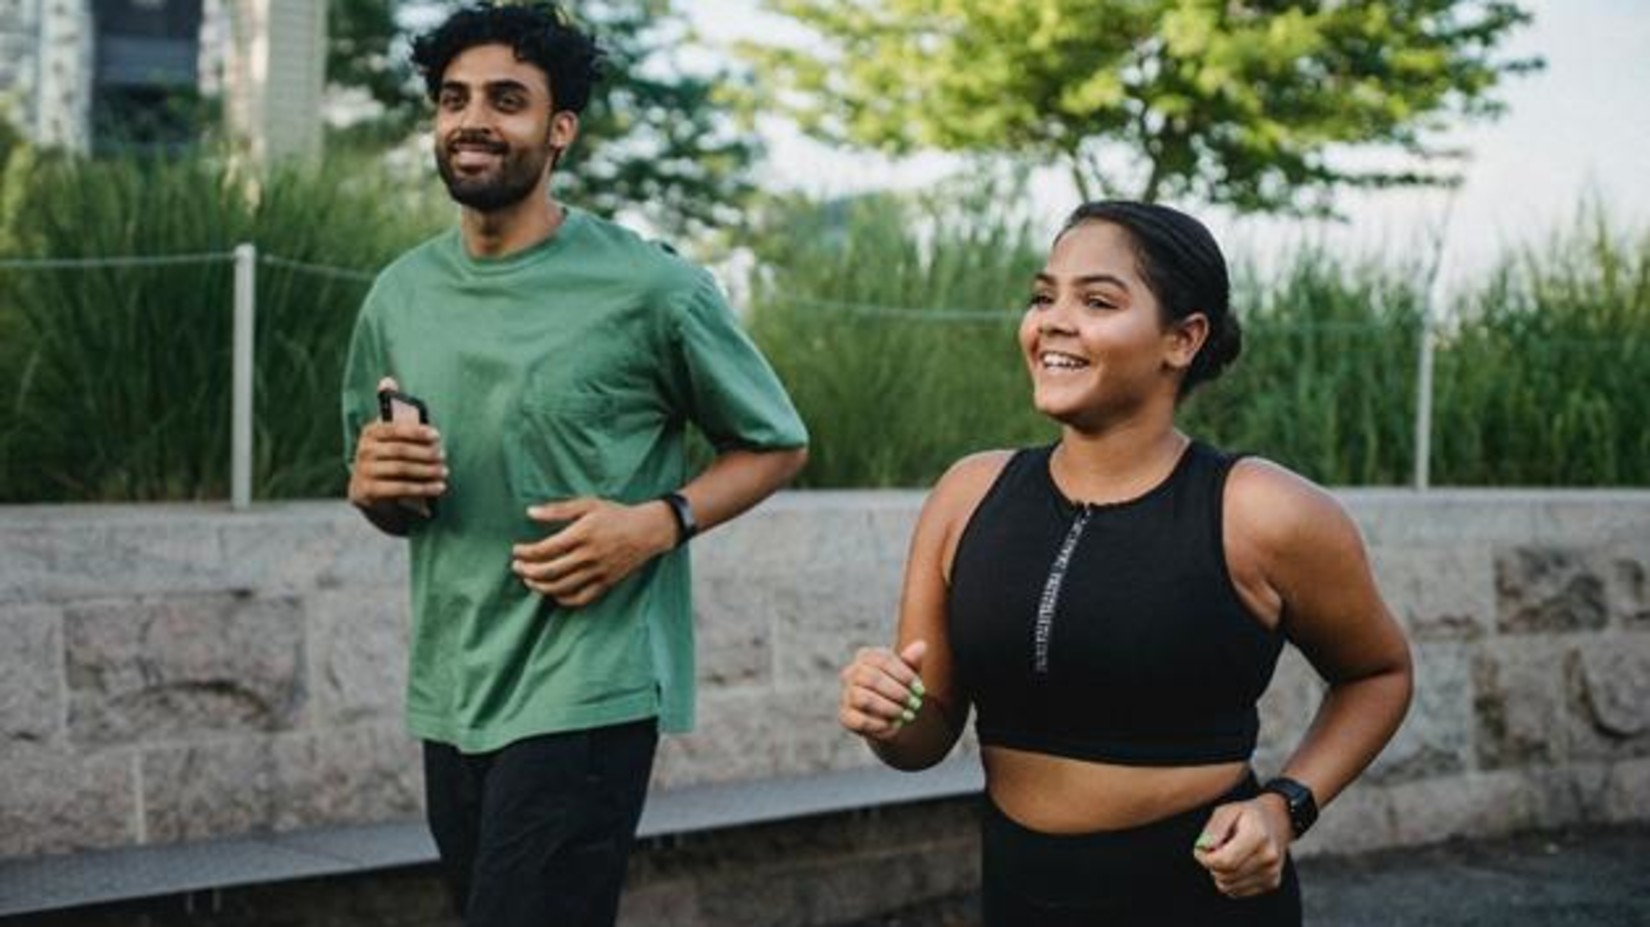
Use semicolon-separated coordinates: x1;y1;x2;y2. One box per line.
678;446;808;536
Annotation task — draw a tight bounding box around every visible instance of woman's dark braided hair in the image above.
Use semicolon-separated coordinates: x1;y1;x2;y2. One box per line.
1060;201;1242;398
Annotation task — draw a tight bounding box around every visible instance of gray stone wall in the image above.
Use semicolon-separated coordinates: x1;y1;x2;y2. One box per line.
0;505;419;857
2;491;1648;866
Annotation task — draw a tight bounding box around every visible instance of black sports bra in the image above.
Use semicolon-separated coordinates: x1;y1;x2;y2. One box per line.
947;442;1283;766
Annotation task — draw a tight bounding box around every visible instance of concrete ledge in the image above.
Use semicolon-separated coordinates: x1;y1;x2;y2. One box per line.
0;759;984;917
0;823;431;918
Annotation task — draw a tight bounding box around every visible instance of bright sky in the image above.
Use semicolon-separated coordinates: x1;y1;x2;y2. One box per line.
687;0;1650;290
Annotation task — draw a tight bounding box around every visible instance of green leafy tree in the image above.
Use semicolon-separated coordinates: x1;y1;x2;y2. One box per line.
327;0;425;143
744;0;1541;214
325;0;760;237
558;1;761;238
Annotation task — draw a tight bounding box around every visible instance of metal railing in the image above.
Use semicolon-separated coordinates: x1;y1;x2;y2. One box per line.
1;231;1548;504
0;244;1462;506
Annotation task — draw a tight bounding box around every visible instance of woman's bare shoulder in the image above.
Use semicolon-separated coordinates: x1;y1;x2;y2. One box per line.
1225;455;1370;583
1227;456;1354;534
930;449;1017;512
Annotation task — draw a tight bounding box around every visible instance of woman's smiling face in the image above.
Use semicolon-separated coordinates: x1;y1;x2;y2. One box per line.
1019;220;1201;430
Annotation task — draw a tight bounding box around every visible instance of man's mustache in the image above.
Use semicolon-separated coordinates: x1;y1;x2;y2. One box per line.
445;131;508;154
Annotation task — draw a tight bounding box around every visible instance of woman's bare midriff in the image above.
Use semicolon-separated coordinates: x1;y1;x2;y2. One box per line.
982;746;1249;833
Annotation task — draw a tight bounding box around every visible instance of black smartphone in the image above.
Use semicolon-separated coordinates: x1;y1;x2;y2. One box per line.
377;388;437;518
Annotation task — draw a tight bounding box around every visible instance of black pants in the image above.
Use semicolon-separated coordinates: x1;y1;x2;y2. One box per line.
423;719;659;927
982;772;1302;927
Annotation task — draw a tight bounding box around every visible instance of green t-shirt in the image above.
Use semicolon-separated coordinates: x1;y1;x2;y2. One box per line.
341;208;806;751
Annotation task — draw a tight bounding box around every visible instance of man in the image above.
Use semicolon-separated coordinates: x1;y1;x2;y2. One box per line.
340;5;808;924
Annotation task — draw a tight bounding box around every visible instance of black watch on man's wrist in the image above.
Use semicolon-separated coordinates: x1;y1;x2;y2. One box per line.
659;491;697;548
1261;777;1318;838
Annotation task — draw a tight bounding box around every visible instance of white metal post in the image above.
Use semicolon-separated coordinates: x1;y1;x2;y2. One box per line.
232;243;256;510
1414;195;1456;492
1413;311;1435;491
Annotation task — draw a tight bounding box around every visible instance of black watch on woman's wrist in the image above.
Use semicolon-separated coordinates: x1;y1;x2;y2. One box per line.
1261;777;1318;838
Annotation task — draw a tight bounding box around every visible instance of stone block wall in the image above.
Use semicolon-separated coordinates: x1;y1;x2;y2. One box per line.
2;490;1648;868
1281;491;1650;855
0;506;420;858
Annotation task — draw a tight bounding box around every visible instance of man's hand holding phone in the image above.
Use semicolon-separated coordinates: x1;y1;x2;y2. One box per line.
349;377;447;526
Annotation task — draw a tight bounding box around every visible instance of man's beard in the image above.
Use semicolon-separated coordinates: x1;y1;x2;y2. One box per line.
435;133;553;213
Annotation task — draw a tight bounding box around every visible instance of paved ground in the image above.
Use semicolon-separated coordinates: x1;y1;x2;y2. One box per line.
12;823;1645;925
843;823;1650;927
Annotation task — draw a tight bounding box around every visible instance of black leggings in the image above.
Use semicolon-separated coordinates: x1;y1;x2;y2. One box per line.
982;772;1302;927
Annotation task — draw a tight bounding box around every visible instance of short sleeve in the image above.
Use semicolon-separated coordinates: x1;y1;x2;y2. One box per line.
664;270;807;452
340;280;392;473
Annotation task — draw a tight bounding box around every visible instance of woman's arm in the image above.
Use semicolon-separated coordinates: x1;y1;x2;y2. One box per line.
838;451;1010;771
1197;458;1413;896
1233;458;1413;808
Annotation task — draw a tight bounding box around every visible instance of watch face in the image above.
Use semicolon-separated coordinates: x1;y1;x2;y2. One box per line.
1265;778;1317;837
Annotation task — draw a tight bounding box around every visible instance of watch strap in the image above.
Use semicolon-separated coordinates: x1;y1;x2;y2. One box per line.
659;491;697;548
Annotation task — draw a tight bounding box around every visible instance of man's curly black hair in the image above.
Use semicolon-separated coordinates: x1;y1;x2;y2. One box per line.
410;3;605;115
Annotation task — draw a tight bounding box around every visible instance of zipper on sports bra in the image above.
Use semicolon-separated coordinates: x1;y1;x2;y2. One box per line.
1032;503;1091;675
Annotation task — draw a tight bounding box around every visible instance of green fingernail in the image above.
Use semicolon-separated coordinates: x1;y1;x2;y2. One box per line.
901;708;915;723
1195;834;1216;851
906;694;922;711
890;719;904;732
912;679;926;696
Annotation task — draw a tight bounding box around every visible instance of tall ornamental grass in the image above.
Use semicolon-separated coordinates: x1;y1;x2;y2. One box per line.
747;196;1648;488
744;191;1053;488
1;158;1644;500
0;152;449;501
1434;209;1650;484
1183;250;1425;485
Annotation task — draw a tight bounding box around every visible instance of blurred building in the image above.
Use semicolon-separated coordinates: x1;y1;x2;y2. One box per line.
220;0;326;164
0;0;323;161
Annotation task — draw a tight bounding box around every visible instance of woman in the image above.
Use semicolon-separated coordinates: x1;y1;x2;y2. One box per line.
838;201;1412;925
